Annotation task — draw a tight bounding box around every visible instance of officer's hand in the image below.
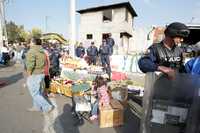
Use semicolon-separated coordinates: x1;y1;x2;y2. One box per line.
158;66;175;80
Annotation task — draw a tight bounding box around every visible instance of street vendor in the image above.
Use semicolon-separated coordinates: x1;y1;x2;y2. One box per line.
138;22;190;78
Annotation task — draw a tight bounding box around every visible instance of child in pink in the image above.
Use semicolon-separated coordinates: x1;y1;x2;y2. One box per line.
90;76;110;120
97;85;110;106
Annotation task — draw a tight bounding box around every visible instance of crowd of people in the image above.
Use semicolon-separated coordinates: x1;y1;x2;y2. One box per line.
1;22;199;131
14;33;115;122
75;33;115;80
20;36;115;122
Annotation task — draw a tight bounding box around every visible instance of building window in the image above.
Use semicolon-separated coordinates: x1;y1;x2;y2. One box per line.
125;8;128;22
86;34;93;39
103;9;112;22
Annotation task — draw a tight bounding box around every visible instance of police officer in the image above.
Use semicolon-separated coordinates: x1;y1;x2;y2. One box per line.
86;42;98;65
138;22;191;133
75;42;85;58
184;42;200;133
138;22;190;78
99;39;112;80
106;33;115;55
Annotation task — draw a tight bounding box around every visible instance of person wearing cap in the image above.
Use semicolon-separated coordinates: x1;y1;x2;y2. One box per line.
86;41;98;65
138;22;190;78
26;37;54;113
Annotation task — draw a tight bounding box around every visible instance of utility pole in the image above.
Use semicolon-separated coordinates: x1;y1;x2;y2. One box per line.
69;0;76;57
0;0;6;49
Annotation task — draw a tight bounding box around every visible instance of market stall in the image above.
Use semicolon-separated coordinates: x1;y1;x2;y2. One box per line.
49;57;107;97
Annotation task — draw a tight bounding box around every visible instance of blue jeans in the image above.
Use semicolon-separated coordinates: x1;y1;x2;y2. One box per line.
91;100;98;116
100;55;111;78
26;74;53;112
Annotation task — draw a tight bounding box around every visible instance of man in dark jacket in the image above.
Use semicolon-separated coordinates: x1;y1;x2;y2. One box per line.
49;48;61;78
86;42;98;65
99;39;112;80
138;22;190;78
106;33;115;55
75;42;85;58
138;22;195;133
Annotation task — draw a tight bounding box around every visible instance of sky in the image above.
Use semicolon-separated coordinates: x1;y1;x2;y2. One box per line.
5;0;200;39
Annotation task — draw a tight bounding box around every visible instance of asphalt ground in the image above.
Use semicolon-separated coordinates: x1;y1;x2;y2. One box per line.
0;63;140;133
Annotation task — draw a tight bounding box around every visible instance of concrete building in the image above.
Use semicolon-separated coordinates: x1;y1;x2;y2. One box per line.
77;2;137;55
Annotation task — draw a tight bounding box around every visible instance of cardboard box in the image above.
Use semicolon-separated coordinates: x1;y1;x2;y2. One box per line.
99;99;124;128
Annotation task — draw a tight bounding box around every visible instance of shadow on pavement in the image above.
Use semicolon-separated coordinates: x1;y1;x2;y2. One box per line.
54;103;80;133
0;72;24;88
114;107;140;133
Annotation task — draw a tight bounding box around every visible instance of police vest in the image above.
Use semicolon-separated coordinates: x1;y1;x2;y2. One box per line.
153;43;182;69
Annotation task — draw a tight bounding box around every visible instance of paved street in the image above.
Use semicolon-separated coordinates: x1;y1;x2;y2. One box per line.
0;63;140;133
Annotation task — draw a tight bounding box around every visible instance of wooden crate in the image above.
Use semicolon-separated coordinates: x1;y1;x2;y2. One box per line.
99;99;124;128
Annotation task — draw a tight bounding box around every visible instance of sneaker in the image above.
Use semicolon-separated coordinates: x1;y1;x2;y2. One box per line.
27;107;40;112
89;115;98;121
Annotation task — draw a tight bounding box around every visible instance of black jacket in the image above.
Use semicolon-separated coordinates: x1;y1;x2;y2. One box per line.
75;46;85;57
138;41;184;73
87;46;98;56
99;44;111;56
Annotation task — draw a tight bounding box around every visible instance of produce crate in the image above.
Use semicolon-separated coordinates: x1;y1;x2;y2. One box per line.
49;81;60;93
50;81;85;97
99;99;124;128
62;84;72;97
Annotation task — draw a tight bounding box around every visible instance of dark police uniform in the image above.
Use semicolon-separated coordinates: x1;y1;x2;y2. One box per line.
75;46;85;58
106;37;115;55
99;44;112;79
86;45;98;65
138;41;185;73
